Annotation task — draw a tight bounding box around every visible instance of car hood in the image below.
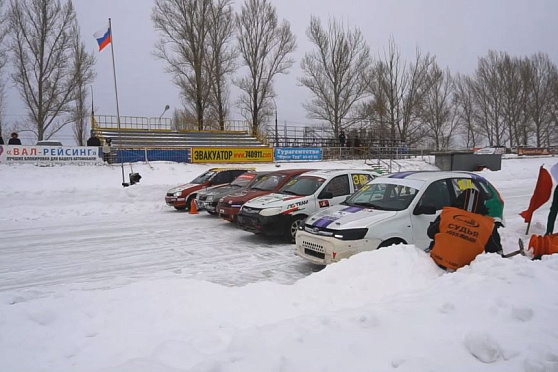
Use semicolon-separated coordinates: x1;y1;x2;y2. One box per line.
305;204;397;230
203;185;245;199
220;189;272;204
167;183;201;193
244;193;306;207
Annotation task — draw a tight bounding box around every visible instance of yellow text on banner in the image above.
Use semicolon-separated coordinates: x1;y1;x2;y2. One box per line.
191;147;273;163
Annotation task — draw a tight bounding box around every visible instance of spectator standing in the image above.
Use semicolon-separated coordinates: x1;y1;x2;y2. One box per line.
102;138;112;162
338;130;346;147
8;132;22;145
86;132;101;146
0;136;4;145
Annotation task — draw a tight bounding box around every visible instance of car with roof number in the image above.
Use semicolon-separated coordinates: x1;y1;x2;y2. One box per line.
217;169;312;222
165;167;254;211
296;171;505;264
236;169;379;242
195;171;270;214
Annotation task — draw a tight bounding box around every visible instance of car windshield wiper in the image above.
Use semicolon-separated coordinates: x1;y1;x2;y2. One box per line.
281;190;300;195
352;201;389;210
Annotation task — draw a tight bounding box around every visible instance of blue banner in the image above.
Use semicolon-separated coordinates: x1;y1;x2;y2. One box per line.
114;149;191;163
274;147;322;162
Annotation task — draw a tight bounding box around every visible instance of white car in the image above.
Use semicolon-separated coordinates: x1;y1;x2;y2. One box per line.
296;171;505;265
236;169;379;242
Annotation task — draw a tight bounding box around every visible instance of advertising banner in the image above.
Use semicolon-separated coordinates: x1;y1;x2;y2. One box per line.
0;145;101;164
274;147;322;162
191;147;273;163
518;147;552;156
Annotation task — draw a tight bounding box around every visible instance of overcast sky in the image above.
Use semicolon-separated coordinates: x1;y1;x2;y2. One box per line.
4;0;558;140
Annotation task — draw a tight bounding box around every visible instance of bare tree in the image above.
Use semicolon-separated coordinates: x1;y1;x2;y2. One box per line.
470;51;508;146
0;0;7;142
236;0;296;135
498;53;528;149
205;0;236;130
70;27;95;146
153;0;212;130
419;64;458;150
523;52;557;147
454;74;479;149
299;16;371;139
8;0;81;141
366;38;434;146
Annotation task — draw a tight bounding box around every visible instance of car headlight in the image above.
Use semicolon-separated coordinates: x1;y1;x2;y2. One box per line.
259;207;282;216
333;228;368;241
173;191;182;197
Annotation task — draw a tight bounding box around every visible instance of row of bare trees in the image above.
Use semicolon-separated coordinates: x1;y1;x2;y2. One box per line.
154;0;558;149
153;0;296;136
302;27;558;150
1;0;556;149
0;0;95;144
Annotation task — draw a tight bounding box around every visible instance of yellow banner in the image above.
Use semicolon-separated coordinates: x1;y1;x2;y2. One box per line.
191;147;273;163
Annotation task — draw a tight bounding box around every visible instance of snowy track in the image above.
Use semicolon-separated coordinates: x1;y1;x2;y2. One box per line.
0;157;552;296
0;211;320;293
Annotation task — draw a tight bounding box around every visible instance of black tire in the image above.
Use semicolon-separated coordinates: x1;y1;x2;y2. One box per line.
378;238;406;249
285;215;306;243
185;196;195;211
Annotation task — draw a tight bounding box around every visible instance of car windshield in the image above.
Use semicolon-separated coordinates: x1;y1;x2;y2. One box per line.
250;174;286;191
230;173;255;187
346;183;419;211
279;176;325;196
191;170;216;184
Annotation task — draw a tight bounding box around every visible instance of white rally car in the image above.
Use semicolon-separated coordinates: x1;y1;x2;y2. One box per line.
236;169;379;242
295;171;505;265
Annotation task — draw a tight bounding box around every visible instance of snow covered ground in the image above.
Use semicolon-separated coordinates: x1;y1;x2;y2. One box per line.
1;156;558;372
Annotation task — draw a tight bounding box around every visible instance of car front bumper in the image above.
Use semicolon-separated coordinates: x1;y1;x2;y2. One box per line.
217;203;242;221
165;196;186;208
236;212;290;237
295;230;381;265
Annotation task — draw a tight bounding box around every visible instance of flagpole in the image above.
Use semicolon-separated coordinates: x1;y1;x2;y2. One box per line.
108;18;126;186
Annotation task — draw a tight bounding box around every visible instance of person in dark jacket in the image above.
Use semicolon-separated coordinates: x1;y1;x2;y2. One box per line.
0;136;4;145
86;133;101;146
338;130;346;147
8;132;21;145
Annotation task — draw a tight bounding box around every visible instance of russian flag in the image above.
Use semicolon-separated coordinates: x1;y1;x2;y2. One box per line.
93;24;111;52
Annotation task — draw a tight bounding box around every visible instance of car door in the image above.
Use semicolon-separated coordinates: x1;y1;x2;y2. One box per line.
318;174;351;209
410;179;453;249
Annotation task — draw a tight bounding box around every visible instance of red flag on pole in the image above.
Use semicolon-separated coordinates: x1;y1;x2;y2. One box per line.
520;166;553;223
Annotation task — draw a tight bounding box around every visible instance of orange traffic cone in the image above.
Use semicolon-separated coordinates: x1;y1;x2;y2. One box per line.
528;233;558;258
189;200;199;215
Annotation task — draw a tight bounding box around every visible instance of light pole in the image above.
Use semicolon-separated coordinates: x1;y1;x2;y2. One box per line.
271;98;278;147
159;104;170;123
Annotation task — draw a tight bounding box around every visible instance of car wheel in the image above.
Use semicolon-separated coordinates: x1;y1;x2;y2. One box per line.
285;215;305;244
185;196;195;211
378;238;406;249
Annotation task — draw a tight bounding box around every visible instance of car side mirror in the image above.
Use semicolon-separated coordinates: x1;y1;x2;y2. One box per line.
413;204;437;215
319;191;334;200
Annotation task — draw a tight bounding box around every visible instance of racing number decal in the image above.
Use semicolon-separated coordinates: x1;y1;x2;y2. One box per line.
457;179;474;190
352;174;371;190
319;200;330;208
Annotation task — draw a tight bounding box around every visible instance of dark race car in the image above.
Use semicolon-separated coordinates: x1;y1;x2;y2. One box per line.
216;168;312;222
165;167;254;211
195;171;270;215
